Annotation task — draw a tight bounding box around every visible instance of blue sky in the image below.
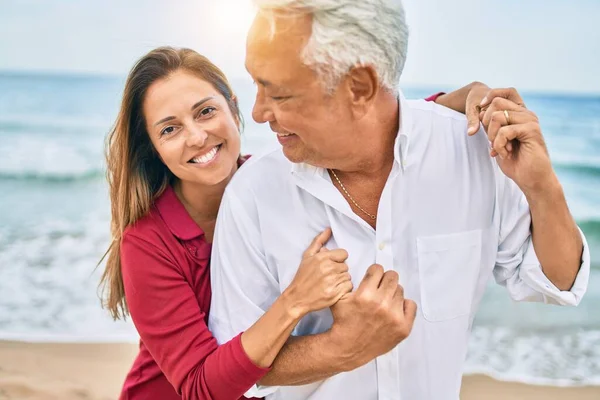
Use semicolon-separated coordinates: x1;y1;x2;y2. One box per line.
1;0;599;94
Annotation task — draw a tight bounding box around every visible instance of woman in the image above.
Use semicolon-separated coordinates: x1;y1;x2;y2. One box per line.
99;47;493;400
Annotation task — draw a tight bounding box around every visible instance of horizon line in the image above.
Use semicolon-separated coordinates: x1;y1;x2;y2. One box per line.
1;68;599;99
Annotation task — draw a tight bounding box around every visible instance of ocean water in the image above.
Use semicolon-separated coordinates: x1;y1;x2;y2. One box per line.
0;72;598;386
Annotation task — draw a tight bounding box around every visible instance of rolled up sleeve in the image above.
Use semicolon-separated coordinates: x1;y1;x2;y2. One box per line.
492;169;590;306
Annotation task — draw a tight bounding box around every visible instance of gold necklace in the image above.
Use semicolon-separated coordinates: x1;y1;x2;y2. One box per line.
329;169;377;220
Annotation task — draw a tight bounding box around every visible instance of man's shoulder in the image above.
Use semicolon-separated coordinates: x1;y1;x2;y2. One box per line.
407;98;469;127
406;98;489;151
225;146;293;198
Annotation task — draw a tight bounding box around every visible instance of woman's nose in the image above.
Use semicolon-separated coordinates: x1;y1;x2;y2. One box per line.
185;125;208;147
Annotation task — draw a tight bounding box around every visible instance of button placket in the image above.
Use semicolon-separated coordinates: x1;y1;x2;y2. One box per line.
187;245;197;256
374;164;402;400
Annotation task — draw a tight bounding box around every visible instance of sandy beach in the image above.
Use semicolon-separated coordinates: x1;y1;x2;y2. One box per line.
0;340;598;400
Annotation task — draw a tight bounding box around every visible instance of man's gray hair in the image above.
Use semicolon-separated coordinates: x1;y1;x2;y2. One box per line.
253;0;409;94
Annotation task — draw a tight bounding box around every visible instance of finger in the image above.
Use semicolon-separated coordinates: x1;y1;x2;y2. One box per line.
379;270;400;300
332;281;354;304
466;105;482;136
325;249;349;263
493;122;538;160
392;283;405;302
486;110;506;145
335;273;353;291
319;247;329;253
328;261;350;274
403;299;418;327
302;228;332;258
357;264;385;293
488;110;535;157
481;97;524;130
480;87;525;109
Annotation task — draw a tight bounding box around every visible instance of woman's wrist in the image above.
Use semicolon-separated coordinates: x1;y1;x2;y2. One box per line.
279;286;307;322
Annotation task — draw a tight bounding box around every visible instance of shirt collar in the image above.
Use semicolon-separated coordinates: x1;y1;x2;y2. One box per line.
291;89;412;176
154;156;249;241
395;90;411;171
155;185;204;241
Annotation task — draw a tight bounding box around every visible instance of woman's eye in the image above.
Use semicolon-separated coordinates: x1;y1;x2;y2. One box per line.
197;107;216;118
161;126;176;136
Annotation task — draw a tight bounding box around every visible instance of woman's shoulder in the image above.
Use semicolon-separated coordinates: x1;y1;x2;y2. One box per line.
122;186;183;245
122;207;166;244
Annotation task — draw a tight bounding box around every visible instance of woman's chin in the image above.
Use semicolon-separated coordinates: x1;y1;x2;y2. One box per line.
184;162;236;188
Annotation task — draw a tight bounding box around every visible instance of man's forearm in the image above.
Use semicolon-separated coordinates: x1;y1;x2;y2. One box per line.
527;177;583;291
258;331;352;386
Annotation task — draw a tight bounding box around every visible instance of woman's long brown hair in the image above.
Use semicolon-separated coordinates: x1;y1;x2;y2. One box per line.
99;47;242;320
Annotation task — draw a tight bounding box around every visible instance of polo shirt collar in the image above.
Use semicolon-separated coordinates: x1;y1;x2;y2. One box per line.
155;185;204;241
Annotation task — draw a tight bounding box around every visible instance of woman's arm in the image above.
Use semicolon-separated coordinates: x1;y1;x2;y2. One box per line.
122;233;265;400
122;228;350;400
240;228;351;368
429;81;491;135
429;82;530;137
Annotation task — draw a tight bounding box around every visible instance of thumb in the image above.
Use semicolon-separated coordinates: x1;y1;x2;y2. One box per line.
466;105;481;136
302;228;332;259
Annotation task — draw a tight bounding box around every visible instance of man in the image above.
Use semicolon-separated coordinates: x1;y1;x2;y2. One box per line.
208;0;590;399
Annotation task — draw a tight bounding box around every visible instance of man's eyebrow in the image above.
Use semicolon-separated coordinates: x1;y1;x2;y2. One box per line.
256;78;284;90
257;78;273;87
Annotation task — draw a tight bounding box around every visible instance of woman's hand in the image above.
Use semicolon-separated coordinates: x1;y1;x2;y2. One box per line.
283;228;353;319
434;82;526;137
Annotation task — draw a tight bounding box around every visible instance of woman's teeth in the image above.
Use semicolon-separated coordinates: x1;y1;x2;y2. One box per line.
190;145;220;164
278;133;294;137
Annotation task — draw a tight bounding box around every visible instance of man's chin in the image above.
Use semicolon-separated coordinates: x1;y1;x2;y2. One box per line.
281;146;307;164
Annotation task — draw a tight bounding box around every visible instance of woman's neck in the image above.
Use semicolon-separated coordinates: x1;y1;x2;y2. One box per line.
173;165;237;238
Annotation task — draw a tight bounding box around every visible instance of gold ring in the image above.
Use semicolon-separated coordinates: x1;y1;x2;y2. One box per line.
504;110;511;125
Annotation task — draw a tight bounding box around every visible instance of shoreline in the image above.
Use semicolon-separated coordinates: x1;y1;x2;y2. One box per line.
1;340;600;400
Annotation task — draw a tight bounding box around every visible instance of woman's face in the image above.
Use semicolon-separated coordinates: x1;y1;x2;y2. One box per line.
143;70;241;187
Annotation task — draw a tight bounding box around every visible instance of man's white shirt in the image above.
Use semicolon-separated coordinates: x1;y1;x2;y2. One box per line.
208;93;590;400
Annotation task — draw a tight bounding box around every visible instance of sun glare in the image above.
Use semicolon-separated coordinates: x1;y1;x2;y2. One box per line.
208;0;257;38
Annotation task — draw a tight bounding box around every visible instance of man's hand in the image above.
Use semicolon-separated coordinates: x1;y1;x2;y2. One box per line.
329;264;417;371
478;89;557;196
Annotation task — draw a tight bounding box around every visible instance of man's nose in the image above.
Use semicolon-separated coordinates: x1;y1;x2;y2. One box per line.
252;89;275;124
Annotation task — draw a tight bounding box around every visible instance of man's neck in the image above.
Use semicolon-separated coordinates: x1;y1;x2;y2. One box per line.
335;95;400;180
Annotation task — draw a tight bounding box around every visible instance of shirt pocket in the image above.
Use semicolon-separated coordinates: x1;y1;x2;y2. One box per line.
416;229;482;322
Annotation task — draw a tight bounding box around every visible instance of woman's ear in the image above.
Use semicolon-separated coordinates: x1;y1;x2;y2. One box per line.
231;94;242;129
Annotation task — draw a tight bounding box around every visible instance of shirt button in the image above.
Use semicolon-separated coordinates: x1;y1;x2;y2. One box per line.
378;242;385;250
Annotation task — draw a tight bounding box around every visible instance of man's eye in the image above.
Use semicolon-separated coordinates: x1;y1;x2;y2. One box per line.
271;96;290;101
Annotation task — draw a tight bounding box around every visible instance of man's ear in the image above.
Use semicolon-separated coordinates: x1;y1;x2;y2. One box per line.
347;65;379;112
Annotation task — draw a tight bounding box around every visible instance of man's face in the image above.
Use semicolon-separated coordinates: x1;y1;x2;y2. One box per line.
245;11;355;167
